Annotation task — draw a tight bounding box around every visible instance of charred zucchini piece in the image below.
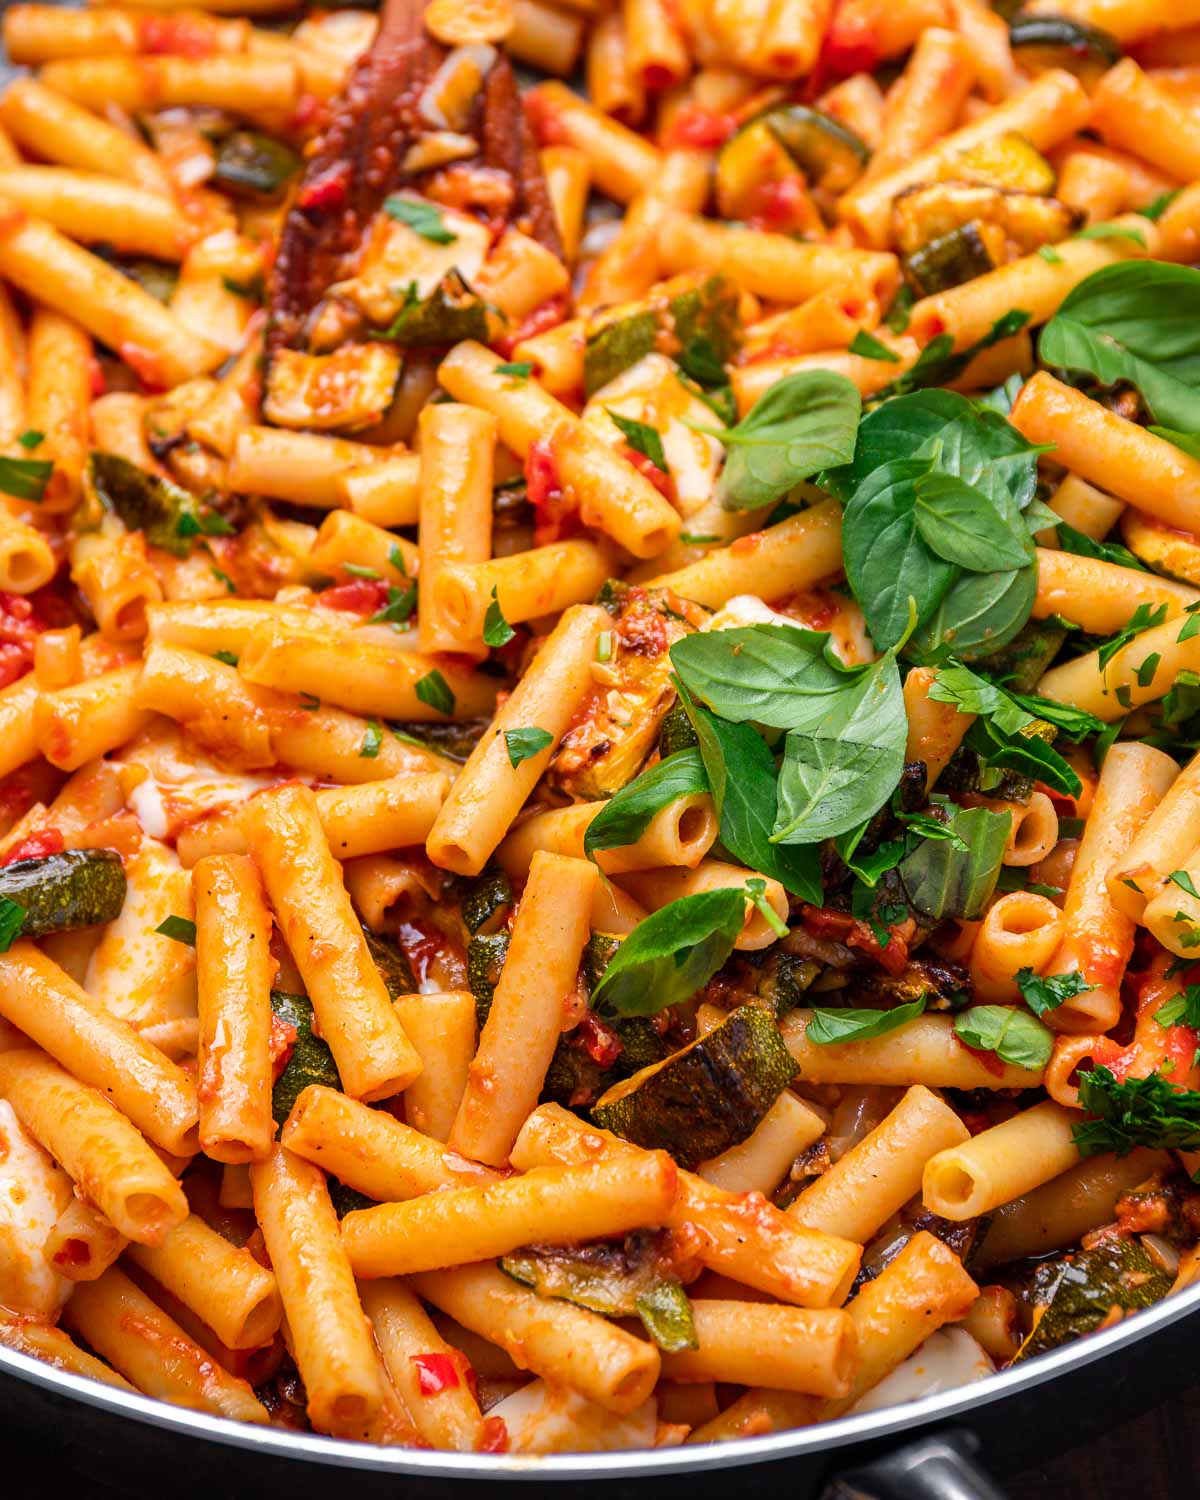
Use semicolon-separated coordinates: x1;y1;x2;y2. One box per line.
372;270;489;347
747;950;821;1015
0;849;126;939
894;182;1079;257
583;272;741;397
1120;508;1200;586
764;104;870;193
659;701;700;759
1013;1237;1171;1362
944;132;1057;195
970;618;1068;692
328;1180;375;1218
97;252;179;304
904;221;1004;296
467;931;510;1025
88;452;217;558
213;130;302;200
1008;14;1122;83
263;344;402;433
500;1231;697;1352
551;585;703;800
592;1005;796;1169
363;926;416;998
583;932;622;991
270;990;340;1126
715;118;795;221
392;719;490;764
459;867;513;935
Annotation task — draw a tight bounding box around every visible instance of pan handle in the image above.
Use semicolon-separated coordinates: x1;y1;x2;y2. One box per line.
820;1428;1009;1500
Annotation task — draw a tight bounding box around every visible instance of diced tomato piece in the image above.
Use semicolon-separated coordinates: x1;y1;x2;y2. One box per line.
494;295;567;359
480;1417;509;1453
297;167;349;214
138;15;217;56
0;828;65;866
410;1352;462;1395
623;446;673;499
316;578;391;615
524;92;569;147
526;438;579;546
268;1013;298;1082
577;1011;622;1068
660;104;738;149
747;177;814;234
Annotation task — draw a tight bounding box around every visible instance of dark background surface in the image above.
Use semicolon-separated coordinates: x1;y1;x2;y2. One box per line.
2;1384;1197;1500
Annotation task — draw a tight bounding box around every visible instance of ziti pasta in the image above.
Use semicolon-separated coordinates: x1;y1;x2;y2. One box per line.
0;0;1199;1461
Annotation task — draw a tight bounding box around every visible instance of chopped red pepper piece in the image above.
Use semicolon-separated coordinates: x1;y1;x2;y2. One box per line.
410;1352;463;1395
0;828;65;866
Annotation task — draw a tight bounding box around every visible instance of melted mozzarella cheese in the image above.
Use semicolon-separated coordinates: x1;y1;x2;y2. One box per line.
489;1379;658;1455
849;1328;994;1415
0;1100;73;1318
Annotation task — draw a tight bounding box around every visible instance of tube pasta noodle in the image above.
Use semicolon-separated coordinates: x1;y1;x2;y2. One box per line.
242;784;422;1102
1;0;1200;1457
449;851;597;1165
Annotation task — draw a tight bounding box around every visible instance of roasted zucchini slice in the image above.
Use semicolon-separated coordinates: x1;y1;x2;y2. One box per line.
764;104;870;193
1120;507;1200;586
370;270;489;347
894;182;1079;258
467;930;510;1026
715;118;796;222
583;272;741;398
363;926;416;998
88;452;221;558
904;221;1005;296
971;618;1069;692
658;701;700;759
500;1231;697;1352
591;1005;797;1169
263;344;402;432
270;990;340;1126
943;132;1057;194
1009;14;1122;85
459;866;513;936
1013;1237;1171;1361
330;203;492;330
212;130;302;200
0;849;126;939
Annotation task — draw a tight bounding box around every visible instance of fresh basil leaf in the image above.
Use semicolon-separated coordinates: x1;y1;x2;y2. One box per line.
1007;691;1106;741
1038;245;1064;265
415;670;456;716
1142;190;1181;222
773;651;907;844
0;897;24;953
504;726;554;768
966;716;1082;796
369;583;417;626
16;430;43;451
1149;426;1200;462
212;649;238;666
848;330;900;363
155;915;196;946
1096;602;1168;671
384;195;457;243
1040;260;1200;433
834;820;908;885
826;387;1046;511
841;456;957;649
953;1004;1053;1069
806;996;927;1045
1022;497;1062;533
583;749;707;856
670;624;854;730
913;470;1035;572
1055;520;1147;571
906;560;1037;664
898;805;1011;919
1074;1065;1200;1155
608;409;668;472
0;454;53;503
1016;966;1094;1017
359;720;383;758
483;586;515;647
929;661;1033;735
885;285;915;334
929;665;1082;792
494;361;532;378
589;888;746;1018
876;309;1031;397
1170;869;1200;899
1155;983;1200;1028
713;370;861;509
975;374;1025;416
1076;223;1147;247
681;692;822;902
745;877;788;938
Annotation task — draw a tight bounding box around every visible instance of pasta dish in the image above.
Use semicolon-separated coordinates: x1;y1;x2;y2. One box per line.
1;0;1200;1459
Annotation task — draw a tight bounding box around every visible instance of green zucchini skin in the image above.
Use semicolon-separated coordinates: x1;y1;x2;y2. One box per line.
87;452;207;558
592;1005;797;1169
1007;14;1122;67
270;990;340;1127
362;927;416;998
762;104;869;192
0;850;126;939
212;130;302;201
904;221;998;297
583;273;741;397
1013;1237;1171;1361
375;270;489;346
459;867;513;936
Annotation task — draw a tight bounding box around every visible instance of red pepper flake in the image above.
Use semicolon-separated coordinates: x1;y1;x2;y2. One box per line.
494;294;567;359
480;1416;509;1453
661;104;738;149
623;446;673;499
138;15;217;56
296;166;349;215
410;1352;462;1395
577;1011;622;1068
0;828;65;866
316;578;391;616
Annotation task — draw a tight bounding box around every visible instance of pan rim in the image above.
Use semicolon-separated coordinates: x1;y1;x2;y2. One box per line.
3;1275;1199;1478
